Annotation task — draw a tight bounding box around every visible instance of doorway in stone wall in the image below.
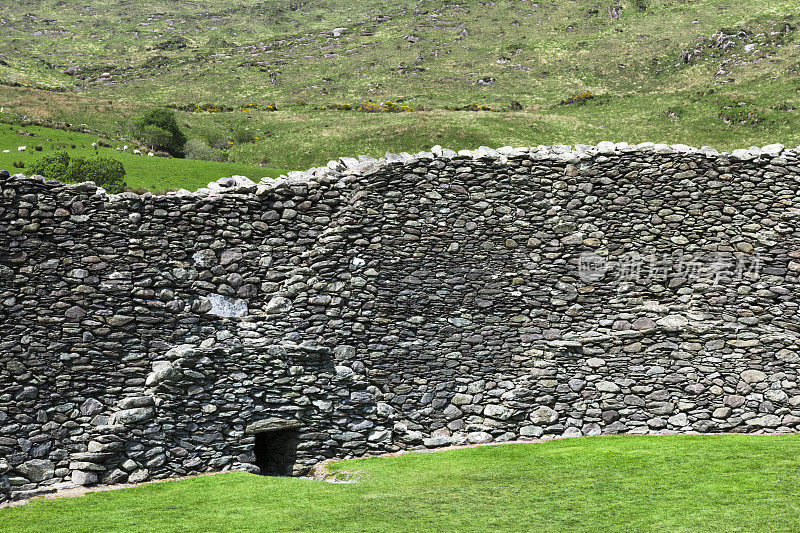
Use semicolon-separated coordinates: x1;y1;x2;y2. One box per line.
252;427;300;476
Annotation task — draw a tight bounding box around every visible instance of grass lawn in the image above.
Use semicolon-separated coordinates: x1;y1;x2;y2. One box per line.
2;435;799;532
0;121;285;192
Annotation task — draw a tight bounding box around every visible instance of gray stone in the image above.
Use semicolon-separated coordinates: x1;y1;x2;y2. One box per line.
265;296;292;314
746;415;781;428
128;469;150;484
71;471;99;486
65;306;86;319
367;429;392;443
657;315;688;331
484;404;512;420
206;293;248;318
423;436;451;447
15;386;38;400
724;395;746;408
119;396;155;409
712;407;731;419
668;413;689;427
451;393;473;406
102;469;129;484
596;381;621;393
107;315;135;326
467;432;493;444
146;362;182;387
519;425;543;438
16;460;54;482
245;418;301;434
80;398;104;417
443;404;463;420
111;407;155;425
530;406;558;424
741;370;767;384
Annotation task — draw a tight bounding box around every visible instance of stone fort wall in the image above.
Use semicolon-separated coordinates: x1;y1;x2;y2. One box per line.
2;141;800;502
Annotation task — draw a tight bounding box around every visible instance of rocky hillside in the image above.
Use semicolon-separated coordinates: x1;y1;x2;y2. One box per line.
1;1;799;174
1;0;797;107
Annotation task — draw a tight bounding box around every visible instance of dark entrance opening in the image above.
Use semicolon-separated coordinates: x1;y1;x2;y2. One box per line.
253;428;299;476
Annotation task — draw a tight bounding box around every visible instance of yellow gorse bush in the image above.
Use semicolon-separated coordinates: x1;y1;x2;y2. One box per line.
560;91;594;105
322;101;419;113
166;103;278;113
446;103;521;112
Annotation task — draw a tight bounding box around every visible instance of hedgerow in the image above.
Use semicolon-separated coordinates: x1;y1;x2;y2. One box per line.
28;151;128;193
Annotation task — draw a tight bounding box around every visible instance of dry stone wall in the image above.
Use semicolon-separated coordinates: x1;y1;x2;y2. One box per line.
2;141;800;502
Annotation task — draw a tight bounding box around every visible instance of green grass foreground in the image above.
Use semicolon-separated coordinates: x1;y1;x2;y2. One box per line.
2;435;799;532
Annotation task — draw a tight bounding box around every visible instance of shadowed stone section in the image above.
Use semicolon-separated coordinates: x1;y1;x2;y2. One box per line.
1;141;800;502
16;460;54;483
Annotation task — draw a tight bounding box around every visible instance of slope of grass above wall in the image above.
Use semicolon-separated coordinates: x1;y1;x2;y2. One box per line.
3;69;800;181
1;0;798;108
0;122;284;192
1;0;800;183
1;435;799;532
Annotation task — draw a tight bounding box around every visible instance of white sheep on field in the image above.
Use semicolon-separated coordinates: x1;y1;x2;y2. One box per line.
2;150;9;153
133;149;142;155
147;152;154;157
123;145;128;150
91;142;97;148
18;146;26;152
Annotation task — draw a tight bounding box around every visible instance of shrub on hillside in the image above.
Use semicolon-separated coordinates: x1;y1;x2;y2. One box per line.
185;139;227;162
356;100;413;113
63;156;127;193
561;91;594;105
166;102;277;113
232;123;256;144
448;103;494;111
136;124;173;153
130;109;187;157
324;101;420;113
28;152;127;193
27;151;70;179
201;130;231;150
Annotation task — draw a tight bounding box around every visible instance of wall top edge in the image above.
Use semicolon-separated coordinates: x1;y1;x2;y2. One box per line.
1;142;793;201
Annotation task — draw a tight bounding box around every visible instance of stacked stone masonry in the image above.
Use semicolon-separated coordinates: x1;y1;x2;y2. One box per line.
2;141;800;502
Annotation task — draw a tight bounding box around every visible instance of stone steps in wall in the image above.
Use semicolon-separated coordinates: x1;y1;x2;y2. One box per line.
9;482;77;502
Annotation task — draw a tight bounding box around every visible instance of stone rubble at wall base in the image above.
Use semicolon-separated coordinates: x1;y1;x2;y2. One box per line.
1;140;799;503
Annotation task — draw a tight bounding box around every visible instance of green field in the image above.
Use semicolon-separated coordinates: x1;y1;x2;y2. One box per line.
0;120;284;191
1;0;799;188
1;435;800;532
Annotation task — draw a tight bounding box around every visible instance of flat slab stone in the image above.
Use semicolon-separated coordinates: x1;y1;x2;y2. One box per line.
245;418;302;434
206;293;248;318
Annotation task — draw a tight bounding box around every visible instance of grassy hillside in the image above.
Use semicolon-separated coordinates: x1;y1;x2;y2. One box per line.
2;435;800;532
1;0;799;184
2;0;798;105
0;121;284;191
